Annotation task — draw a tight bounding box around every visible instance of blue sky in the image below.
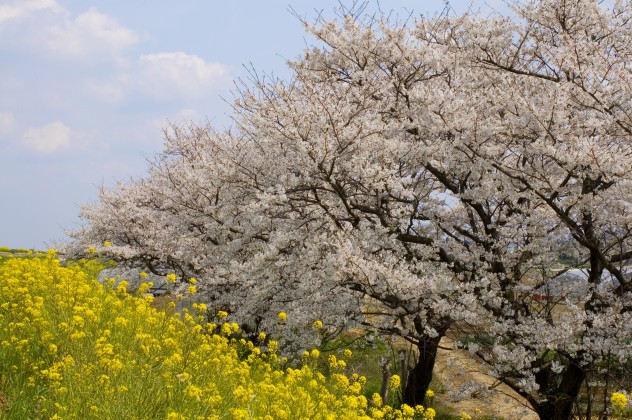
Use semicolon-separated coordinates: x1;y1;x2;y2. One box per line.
0;0;508;250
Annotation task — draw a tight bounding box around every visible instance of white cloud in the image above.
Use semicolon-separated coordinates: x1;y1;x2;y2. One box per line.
87;53;231;103
0;112;16;136
0;3;137;63
88;82;125;103
0;0;61;24
45;8;138;60
137;52;229;99
22;121;72;153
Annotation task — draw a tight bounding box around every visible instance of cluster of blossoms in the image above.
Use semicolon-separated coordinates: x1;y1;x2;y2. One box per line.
612;392;631;419
369;391;434;420
0;253;437;419
613;392;628;410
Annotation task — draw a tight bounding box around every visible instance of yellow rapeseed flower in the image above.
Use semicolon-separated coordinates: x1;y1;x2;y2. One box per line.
313;320;323;329
114;316;128;326
230;408;249;420
193;302;207;312
221;323;232;336
70;331;86;340
166;273;177;283
389;375;401;390
0;254;412;419
328;355;338;368
612;392;628;410
402;404;415;417
116;280;129;294
103;241;112;247
185;384;203;400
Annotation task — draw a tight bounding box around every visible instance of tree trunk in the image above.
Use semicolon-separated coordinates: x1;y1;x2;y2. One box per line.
536;362;586;420
402;332;443;406
379;356;391;403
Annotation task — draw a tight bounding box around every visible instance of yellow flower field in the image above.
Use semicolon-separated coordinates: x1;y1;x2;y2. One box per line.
0;252;432;419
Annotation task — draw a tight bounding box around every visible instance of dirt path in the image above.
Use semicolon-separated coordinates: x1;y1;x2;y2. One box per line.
432;337;539;419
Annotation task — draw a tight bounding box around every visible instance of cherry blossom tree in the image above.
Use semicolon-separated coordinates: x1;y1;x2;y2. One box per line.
69;123;366;354
417;1;632;417
68;1;632;418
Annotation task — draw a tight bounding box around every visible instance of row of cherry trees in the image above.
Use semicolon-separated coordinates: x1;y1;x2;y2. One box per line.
68;1;632;418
